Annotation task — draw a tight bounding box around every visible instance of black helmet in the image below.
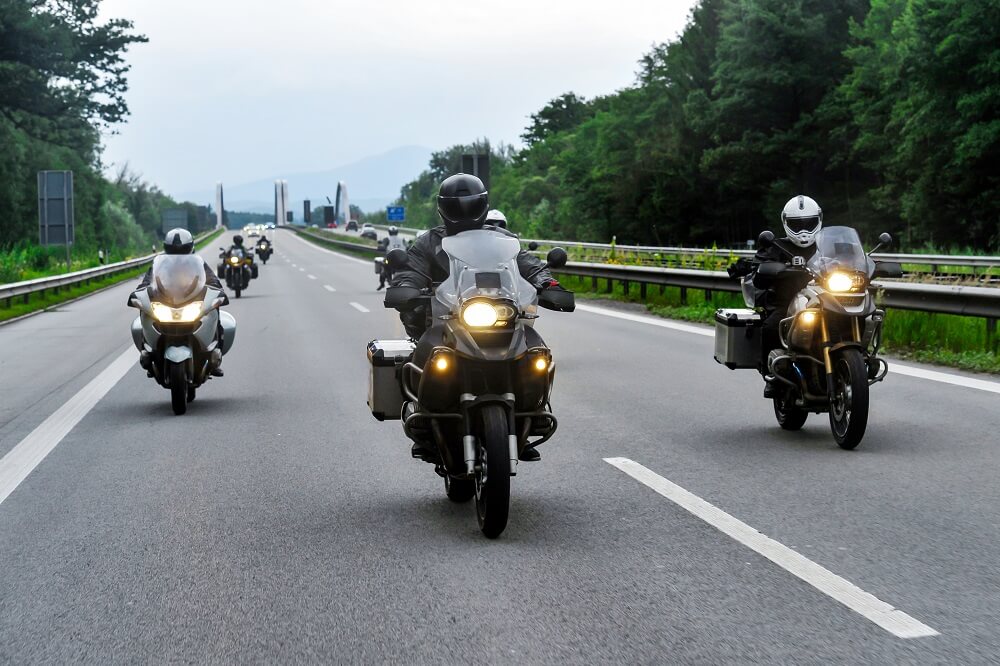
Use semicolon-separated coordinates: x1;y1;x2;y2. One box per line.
233;235;244;247
437;173;488;235
164;228;194;254
388;226;399;236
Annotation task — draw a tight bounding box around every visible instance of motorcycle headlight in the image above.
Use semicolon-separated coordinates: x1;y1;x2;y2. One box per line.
827;272;864;293
460;300;517;328
229;256;240;264
151;301;203;323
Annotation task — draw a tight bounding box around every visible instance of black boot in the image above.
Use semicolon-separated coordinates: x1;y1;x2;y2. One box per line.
410;440;436;461
763;378;780;399
519;445;541;462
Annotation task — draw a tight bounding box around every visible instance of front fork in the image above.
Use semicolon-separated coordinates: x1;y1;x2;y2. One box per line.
460;393;519;478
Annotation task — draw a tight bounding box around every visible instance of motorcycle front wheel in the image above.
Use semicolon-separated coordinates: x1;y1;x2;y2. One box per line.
169;362;187;415
475;405;511;538
829;349;869;450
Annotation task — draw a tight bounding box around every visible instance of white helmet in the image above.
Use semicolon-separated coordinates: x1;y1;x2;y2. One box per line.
780;195;823;247
486;209;507;229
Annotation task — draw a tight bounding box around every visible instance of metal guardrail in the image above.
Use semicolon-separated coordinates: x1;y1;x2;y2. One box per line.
288;226;1000;321
0;229;220;308
556;261;1000;320
367;223;1000;271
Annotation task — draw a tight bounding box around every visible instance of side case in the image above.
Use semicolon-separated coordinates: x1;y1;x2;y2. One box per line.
367;339;416;421
713;308;762;369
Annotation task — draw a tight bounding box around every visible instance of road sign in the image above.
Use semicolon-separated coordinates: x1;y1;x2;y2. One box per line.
38;171;74;246
387;206;405;222
461;154;490;190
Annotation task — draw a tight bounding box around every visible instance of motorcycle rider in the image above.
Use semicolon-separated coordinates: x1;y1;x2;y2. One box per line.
132;228;230;376
485;209;508;230
376;226;407;291
749;195;822;397
390;174;564;461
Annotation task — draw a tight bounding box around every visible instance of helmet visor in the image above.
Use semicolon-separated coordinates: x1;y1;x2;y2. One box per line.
438;193;489;225
785;215;821;234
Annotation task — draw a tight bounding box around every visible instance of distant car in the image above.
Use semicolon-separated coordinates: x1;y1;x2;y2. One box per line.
327;222;338;229
346;220;358;232
308;223;319;229
246;226;260;238
360;223;378;241
266;223;275;230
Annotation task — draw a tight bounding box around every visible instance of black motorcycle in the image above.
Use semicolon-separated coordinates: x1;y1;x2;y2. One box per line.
218;247;254;298
256;238;272;264
372;229;574;538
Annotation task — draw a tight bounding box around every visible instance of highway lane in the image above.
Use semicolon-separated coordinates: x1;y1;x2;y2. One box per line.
1;228;999;662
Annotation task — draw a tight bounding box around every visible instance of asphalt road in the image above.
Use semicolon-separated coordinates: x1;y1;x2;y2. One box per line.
2;229;999;663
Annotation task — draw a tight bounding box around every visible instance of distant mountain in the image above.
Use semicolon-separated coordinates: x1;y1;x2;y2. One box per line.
178;145;431;216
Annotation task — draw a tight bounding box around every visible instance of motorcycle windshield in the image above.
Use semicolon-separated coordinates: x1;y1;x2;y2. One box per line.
149;255;207;306
439;229;532;306
807;226;873;275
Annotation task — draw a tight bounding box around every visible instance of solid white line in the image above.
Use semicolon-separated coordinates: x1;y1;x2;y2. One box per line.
890;362;1000;394
283;228;371;266
0;347;136;506
349;302;370;313
323;285;337;293
576;303;713;337
307;274;317;280
604;457;938;639
577;303;1000;394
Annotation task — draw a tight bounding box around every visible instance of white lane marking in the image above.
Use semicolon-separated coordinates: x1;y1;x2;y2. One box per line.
604;457;939;639
890;362;1000;394
307;274;317;280
0;348;136;506
577;303;1000;394
576;303;713;337
349;302;370;313
323;285;337;293
299;267;305;272
283;228;370;266
291;263;297;267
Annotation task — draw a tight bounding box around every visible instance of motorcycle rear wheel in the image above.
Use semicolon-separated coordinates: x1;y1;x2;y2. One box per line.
444;475;475;503
475;405;511;538
773;393;807;430
169;362;187;415
830;349;869;450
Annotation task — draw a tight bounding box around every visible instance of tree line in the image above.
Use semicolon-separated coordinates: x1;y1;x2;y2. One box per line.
0;0;208;262
386;0;999;251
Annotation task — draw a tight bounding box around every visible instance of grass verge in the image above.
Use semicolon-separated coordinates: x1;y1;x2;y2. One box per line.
556;274;1000;375
0;228;225;325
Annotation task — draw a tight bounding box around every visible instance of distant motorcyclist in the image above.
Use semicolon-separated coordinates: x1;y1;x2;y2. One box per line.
486;209;508;229
376;226;407;291
745;195;821;397
132;228;229;376
390;174;563;461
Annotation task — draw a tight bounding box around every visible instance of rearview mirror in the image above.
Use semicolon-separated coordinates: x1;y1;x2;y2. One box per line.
879;232;893;247
387;248;409;271
527;241;539;252
757;230;775;248
384;286;423;311
546;247;568;270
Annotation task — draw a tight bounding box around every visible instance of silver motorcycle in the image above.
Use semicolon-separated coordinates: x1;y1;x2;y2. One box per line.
129;255;236;415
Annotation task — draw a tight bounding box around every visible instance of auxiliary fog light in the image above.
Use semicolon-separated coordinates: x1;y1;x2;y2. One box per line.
800;311;817;326
433;354;450;372
533;357;549;372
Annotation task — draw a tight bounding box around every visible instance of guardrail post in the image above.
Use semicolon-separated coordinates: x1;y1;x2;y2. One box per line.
623;280;630;296
605;278;613;294
640;282;647;300
680;287;687;305
988;318;997;352
591;276;597;290
704;289;712;302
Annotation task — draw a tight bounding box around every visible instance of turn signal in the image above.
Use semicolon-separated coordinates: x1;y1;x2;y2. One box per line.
433;355;449;372
800;311;817;325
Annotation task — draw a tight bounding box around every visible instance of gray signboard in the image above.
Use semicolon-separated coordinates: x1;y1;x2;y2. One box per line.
161;208;189;235
38;171;75;246
462;154;490;190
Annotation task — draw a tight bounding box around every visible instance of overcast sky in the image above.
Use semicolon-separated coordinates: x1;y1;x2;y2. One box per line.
98;0;698;197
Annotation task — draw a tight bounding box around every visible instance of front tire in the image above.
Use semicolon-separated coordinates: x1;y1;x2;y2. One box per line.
234;287;241;298
169;362;187;415
830;349;869;450
475;405;511;539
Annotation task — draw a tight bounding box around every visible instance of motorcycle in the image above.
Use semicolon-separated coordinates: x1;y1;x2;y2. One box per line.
256;238;273;264
716;226;903;449
128;254;237;415
372;228;575;538
218;247;256;298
